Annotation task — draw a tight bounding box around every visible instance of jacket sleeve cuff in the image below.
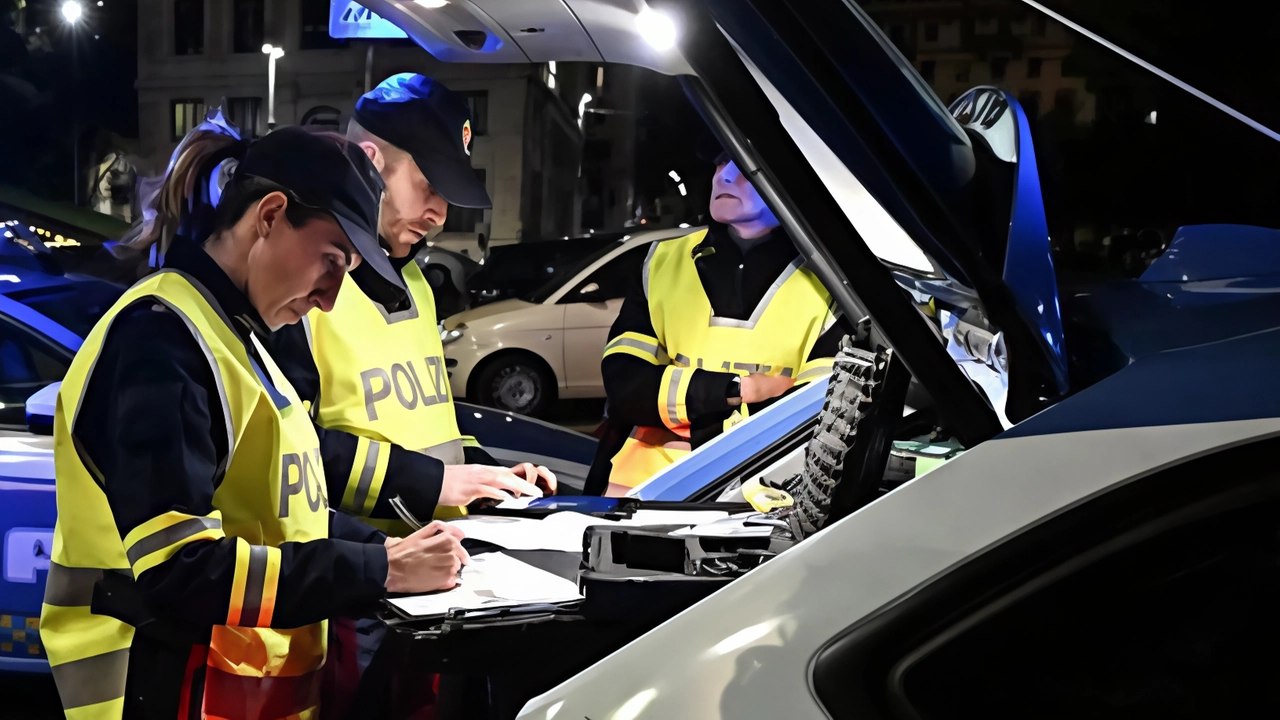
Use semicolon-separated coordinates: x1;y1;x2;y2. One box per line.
363;539;390;593
329;509;388;544
684;369;739;419
370;446;445;521
657;365;699;430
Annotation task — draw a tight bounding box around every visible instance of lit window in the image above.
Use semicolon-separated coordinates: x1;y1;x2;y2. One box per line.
171;99;206;140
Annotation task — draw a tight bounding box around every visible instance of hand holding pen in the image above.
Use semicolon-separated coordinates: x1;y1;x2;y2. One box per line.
383;520;470;593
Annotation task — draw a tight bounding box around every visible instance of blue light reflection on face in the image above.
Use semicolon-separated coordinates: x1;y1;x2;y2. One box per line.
711;161;779;228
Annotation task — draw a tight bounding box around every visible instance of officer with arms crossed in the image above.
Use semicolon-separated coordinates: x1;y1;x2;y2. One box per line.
600;145;845;495
41;127;468;720
272;74;555;534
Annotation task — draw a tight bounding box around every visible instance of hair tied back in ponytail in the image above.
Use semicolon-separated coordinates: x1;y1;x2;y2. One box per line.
115;106;249;270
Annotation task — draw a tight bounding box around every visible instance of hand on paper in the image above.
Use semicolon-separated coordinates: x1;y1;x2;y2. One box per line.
439;463;548;506
510;462;557;495
384;520;470;593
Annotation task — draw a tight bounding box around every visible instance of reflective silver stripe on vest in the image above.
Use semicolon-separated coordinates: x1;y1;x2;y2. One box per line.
665;367;686;426
70;270;238;474
158;269;245;467
371;269;421;324
709;256;805;330
43;563;104;607
302;313;314;352
350;440;383;512
421;438;465;466
239;545;269;627
606;336;662;357
52;648;130;710
641;240;662;299
125;516;222;567
820;303;842;334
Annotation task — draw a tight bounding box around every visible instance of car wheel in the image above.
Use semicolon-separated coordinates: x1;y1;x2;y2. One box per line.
474;356;555;417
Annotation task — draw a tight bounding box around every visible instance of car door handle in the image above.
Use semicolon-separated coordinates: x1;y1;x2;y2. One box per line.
4;528;54;584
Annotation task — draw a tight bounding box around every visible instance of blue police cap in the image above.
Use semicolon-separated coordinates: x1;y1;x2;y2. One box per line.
354;74;492;210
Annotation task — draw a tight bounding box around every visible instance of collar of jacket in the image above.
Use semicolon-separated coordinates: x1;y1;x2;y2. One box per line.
691;221;795;265
163;236;271;340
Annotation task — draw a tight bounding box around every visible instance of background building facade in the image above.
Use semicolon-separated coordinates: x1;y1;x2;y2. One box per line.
134;0;593;245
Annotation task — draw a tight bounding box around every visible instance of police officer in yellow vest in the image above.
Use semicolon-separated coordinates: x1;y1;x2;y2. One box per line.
271;75;554;538
600;146;843;496
41;127;470;720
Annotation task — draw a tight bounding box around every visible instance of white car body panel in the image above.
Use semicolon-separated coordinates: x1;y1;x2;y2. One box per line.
0;432;55;482
517;417;1280;719
444;299;567;399
561;297;624;398
443;228;687;402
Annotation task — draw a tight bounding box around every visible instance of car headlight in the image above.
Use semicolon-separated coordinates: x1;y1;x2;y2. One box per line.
440;323;466;346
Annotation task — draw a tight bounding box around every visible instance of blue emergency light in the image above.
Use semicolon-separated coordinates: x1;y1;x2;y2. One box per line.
329;0;408;40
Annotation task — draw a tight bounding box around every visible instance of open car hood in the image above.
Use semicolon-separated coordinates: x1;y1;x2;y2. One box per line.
337;0;692;74
353;0;1069;437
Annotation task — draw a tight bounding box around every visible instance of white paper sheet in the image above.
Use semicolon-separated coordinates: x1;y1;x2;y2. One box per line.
449;509;735;552
448;513;612;552
387;552;583;618
494;495;538;510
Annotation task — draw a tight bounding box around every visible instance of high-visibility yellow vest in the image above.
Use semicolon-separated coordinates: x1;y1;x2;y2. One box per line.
605;230;836;490
305;260;467;532
41;270;330;720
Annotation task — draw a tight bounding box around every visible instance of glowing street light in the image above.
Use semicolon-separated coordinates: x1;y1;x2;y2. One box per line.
61;1;83;24
262;43;286;130
63;1;86;204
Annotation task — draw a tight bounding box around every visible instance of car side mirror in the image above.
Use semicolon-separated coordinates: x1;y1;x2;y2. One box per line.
24;382;59;435
577;282;604;302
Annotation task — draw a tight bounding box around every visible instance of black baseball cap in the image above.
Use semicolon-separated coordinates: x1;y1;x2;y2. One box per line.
235;126;409;309
353;74;492;210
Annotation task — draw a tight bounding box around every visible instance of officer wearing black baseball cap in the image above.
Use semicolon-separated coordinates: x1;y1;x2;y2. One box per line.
43;125;470;719
234;124;411;312
351;73;493;210
274;74;554;539
268;77;555;709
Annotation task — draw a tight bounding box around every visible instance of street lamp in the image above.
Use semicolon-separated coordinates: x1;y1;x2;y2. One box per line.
262;43;285;130
62;1;84;205
61;1;83;24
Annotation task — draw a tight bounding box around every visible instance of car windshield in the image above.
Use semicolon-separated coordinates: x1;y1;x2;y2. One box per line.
523;241;624;303
7;279;124;338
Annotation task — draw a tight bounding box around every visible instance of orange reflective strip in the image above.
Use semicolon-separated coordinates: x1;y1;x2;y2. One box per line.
257;548;281;628
228;542;281;628
226;538;251;627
